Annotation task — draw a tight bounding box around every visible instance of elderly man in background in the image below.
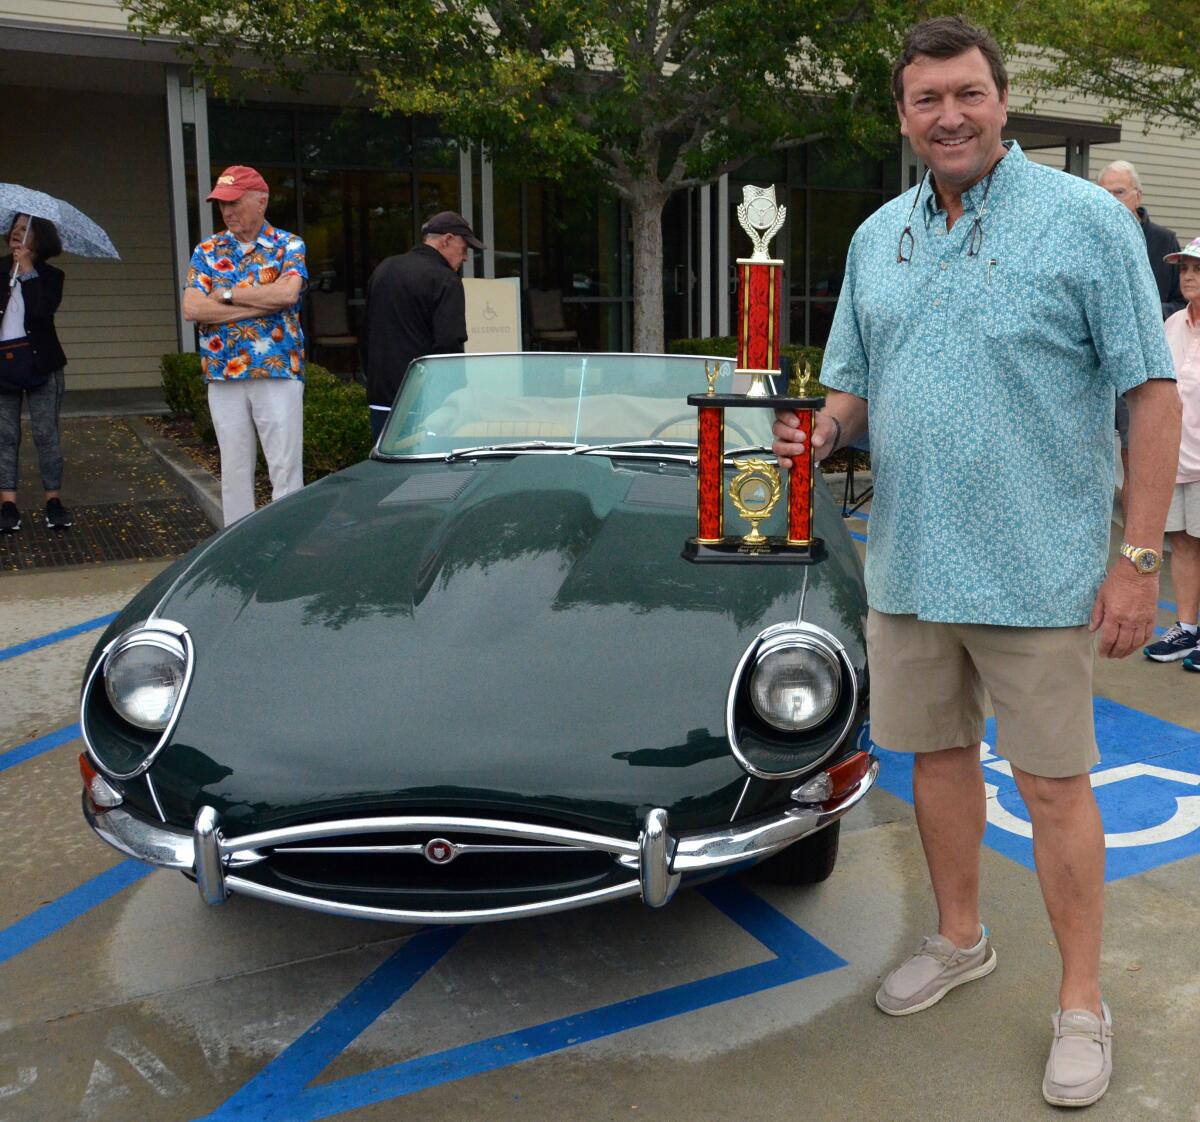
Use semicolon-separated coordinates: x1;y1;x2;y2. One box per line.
1098;160;1185;318
1145;236;1200;669
1099;161;1185;507
361;211;482;440
182;165;308;525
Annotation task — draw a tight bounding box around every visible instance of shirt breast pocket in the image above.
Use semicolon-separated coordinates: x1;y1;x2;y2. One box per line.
982;257;1073;346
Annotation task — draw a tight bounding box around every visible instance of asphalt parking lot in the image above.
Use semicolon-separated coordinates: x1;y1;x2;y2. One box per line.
3;508;1200;1122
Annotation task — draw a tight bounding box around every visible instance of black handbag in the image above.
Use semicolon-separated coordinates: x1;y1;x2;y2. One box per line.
0;336;47;393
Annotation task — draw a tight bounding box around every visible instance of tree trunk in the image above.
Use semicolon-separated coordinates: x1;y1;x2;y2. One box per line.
628;191;669;354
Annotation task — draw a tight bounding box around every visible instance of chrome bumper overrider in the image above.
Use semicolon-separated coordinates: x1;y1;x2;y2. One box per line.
82;759;878;924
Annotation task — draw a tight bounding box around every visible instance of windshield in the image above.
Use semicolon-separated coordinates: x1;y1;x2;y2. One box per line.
376;353;779;458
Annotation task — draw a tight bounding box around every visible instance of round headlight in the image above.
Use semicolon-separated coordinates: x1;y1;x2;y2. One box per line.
104;637;186;731
749;642;841;731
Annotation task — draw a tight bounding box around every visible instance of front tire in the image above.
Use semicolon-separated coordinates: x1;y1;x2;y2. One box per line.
754;821;840;884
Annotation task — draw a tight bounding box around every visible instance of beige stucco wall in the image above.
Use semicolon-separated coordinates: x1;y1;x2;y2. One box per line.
0;0;127;30
0;85;178;389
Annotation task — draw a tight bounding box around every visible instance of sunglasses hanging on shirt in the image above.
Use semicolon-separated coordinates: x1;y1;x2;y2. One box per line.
897;163;998;264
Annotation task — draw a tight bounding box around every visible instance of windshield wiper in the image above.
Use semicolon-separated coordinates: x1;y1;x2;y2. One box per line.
724;444;773;457
572;440;697;455
444;440;587;461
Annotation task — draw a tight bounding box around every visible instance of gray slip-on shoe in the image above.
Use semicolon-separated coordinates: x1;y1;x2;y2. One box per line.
1042;1001;1113;1108
875;929;997;1016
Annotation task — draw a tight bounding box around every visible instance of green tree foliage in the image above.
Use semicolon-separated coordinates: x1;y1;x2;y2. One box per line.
129;1;1198;350
1020;1;1200;131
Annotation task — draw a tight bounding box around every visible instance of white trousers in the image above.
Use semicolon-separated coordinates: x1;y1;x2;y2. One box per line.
207;378;304;526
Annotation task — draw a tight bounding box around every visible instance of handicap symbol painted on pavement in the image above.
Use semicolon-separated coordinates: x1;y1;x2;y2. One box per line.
861;696;1200;882
196;880;845;1122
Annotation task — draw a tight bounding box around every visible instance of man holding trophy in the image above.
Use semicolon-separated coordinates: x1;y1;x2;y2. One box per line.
773;17;1180;1108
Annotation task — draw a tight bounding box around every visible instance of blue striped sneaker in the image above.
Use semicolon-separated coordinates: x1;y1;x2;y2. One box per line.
1144;623;1200;663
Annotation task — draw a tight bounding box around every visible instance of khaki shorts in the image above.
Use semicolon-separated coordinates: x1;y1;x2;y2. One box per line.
1165;480;1200;535
867;610;1099;778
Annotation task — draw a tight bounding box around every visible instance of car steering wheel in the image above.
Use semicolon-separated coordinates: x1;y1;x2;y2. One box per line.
648;413;756;445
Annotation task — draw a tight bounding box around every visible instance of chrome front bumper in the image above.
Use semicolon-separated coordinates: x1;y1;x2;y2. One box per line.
83;758;878;925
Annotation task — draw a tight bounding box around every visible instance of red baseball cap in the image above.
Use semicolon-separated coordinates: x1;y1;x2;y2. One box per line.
207;166;270;202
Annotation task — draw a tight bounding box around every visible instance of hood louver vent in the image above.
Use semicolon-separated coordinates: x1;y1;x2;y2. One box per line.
381;473;474;505
624;474;695;510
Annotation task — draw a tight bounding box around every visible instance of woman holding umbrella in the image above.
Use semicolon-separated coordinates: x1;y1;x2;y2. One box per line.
0;214;70;531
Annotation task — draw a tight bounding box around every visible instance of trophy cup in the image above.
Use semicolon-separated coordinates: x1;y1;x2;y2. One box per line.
682;185;824;563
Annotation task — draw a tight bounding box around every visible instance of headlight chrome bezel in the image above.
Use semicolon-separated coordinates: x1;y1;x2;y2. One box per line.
748;633;843;732
726;621;860;779
82;619;194;780
104;631;188;731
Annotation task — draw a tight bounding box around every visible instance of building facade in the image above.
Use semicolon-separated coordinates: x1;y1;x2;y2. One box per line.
3;1;1198;397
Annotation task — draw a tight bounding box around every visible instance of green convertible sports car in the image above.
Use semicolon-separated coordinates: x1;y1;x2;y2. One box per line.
79;352;876;924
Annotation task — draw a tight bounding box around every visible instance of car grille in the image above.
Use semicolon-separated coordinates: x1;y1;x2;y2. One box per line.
226;819;640;913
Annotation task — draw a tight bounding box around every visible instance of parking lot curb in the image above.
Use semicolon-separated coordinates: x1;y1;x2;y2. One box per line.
126;416;223;531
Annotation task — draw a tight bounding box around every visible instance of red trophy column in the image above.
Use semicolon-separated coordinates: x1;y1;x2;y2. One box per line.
787;411;814;545
736;260;782;377
696;406;724;542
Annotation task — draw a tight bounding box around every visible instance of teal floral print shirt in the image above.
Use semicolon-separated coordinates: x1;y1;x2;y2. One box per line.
821;142;1176;627
186;223;308;383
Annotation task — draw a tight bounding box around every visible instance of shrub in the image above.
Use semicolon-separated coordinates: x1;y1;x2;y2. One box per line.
160;354;372;480
301;365;373;483
161;352;201;416
159;352;214;441
668;336;825;396
668;335;737;358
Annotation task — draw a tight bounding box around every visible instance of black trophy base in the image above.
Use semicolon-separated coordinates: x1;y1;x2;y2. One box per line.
682;536;826;564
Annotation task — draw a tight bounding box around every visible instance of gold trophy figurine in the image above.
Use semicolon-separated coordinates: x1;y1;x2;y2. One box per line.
729;459;783;546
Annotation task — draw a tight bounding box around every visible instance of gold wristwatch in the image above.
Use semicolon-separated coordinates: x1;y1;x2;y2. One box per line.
1119;543;1163;574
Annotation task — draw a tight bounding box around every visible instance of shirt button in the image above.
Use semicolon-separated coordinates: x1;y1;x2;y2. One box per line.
940;261;949;270
933;299;942;307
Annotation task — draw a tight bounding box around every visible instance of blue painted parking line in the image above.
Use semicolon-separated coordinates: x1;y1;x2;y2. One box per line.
0;723;81;775
198;880;845;1122
867;697;1200;882
0;612;116;664
0;859;152;968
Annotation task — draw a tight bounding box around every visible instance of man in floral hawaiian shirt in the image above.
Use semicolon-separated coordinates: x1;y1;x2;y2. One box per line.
182;165;308;525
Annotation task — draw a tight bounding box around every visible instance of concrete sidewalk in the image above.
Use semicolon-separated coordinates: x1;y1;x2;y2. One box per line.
0;414;216;573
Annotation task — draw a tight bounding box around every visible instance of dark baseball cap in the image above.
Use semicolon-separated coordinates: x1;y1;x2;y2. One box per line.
421;211;486;250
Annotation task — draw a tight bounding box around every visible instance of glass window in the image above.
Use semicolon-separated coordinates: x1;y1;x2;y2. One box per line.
297;109;413;169
525;183;549;288
808;191;883;298
354;171;415;283
492;179;522;280
207;104;294;166
413;118;459;169
737;152;788;183
807;142;886;189
559;192;624;297
417;172;460;224
301;169;348;294
563;301;627;352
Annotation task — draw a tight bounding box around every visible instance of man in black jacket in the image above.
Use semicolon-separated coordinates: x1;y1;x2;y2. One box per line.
1098;160;1185;318
361;212;484;439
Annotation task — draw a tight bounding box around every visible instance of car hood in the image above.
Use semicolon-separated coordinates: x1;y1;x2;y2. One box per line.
143;455;867;836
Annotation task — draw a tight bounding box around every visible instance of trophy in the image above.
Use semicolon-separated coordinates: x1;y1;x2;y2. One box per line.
683;185;824;563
